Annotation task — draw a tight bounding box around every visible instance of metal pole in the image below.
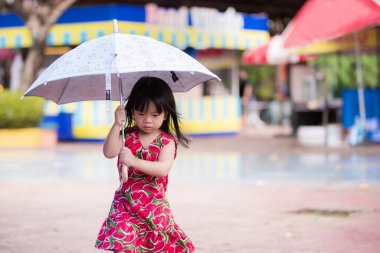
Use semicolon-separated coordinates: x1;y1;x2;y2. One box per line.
377;27;380;95
316;64;328;147
322;81;329;147
231;51;239;96
354;32;366;141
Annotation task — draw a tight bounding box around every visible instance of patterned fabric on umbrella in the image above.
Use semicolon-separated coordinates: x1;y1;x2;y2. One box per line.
23;33;219;104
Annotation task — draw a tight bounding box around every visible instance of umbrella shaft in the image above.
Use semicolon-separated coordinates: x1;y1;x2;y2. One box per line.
118;76;125;142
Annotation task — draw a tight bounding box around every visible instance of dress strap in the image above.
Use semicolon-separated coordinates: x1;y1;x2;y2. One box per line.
159;132;177;159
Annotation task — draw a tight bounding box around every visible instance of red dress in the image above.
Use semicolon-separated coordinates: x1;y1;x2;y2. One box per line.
95;129;195;253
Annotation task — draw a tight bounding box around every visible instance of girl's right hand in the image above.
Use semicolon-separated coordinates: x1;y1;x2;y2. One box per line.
114;106;126;126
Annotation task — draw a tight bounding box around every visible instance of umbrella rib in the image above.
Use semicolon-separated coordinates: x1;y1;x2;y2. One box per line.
56;78;71;104
178;79;187;91
172;71;188;91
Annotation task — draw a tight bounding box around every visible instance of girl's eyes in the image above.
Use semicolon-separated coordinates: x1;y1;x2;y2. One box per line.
136;112;160;117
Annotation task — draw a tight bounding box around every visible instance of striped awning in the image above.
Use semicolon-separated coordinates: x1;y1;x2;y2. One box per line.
0;4;269;51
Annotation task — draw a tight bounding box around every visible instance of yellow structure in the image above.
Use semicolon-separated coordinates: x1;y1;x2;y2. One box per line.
0;21;268;51
43;96;241;140
0;128;57;148
293;28;377;55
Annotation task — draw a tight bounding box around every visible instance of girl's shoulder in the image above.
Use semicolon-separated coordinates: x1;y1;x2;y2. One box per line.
160;132;176;143
158;132;177;152
158;132;177;158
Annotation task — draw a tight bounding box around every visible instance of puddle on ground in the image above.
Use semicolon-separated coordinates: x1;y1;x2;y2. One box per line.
0;149;380;186
289;208;361;218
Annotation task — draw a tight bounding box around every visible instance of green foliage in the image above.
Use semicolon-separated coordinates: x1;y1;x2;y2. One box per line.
308;54;379;96
0;89;44;128
246;65;276;100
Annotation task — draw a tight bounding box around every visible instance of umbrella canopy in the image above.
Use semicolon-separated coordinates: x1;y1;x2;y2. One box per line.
242;41;269;65
24;33;219;104
242;35;304;65
0;48;14;60
283;0;380;48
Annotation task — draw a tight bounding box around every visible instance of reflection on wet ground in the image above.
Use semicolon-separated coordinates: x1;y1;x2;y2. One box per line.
175;152;380;186
1;146;379;186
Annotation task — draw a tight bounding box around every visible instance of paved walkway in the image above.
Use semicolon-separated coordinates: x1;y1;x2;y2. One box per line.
0;128;380;253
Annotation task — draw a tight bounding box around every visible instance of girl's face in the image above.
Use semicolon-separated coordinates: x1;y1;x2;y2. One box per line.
133;102;166;134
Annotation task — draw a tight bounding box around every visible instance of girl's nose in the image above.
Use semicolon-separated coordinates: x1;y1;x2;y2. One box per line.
144;116;152;123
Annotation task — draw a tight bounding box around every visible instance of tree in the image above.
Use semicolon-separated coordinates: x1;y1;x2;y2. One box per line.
308;54;379;96
0;0;76;91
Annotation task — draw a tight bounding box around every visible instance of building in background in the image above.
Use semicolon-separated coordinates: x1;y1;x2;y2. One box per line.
0;3;269;139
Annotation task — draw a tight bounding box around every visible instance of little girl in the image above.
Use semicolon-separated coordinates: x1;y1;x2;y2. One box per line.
95;77;195;253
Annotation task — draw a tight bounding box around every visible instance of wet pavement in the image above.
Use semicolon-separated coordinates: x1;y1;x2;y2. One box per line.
0;134;380;252
1;140;379;187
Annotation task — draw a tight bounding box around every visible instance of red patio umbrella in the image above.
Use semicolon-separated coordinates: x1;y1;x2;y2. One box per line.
242;35;305;65
242;41;269;65
282;0;380;137
283;0;380;48
0;48;14;60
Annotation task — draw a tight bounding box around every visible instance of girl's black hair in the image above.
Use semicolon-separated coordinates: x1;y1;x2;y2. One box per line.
125;77;190;147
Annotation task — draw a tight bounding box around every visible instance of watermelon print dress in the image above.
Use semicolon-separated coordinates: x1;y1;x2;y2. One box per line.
95;129;195;253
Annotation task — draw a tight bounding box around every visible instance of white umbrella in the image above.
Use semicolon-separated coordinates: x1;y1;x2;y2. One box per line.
23;20;219;182
23;20;219;105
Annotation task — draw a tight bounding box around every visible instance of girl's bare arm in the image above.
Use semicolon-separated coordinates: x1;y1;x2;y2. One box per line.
103;123;122;158
119;140;175;177
103;106;124;158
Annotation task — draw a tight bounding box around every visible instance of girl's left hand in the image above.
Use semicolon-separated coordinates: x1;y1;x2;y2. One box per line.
119;147;135;167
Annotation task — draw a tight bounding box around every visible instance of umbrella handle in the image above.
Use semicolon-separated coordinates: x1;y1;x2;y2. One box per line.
120;119;128;184
121;164;128;184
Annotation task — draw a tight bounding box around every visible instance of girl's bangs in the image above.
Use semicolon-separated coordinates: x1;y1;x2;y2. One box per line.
133;95;164;113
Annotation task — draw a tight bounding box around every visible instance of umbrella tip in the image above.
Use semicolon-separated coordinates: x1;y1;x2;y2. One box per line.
20;95;24;100
113;19;119;33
